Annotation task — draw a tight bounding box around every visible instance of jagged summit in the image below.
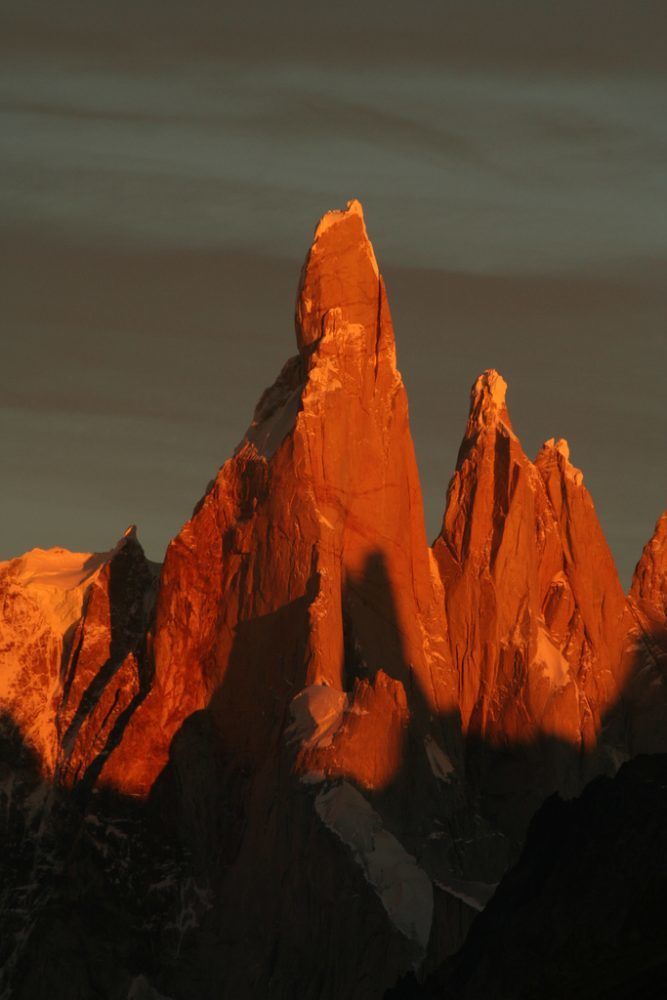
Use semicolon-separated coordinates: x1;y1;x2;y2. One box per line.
472;369;507;408
296;198;383;352
467;369;513;434
311;197;368;240
537;436;584;485
543;436;570;460
631;510;667;622
243;202;391;460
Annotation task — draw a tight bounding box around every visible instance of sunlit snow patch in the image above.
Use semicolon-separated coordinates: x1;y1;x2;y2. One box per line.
533;625;570;689
0;546;107;637
286;684;348;749
424;735;454;782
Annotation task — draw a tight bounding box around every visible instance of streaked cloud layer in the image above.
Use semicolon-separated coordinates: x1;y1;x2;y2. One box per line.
1;1;665;580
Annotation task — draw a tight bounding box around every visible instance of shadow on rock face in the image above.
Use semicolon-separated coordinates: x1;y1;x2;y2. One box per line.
392;753;667;1000
0;709;200;1000
1;553;667;999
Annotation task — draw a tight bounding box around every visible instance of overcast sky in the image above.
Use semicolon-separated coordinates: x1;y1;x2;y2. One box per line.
1;1;665;583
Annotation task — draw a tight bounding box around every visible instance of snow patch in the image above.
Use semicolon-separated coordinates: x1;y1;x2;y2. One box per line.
315;781;433;950
424;735;454;783
605;744;631;772
287;685;348;749
533;625;570;689
0;547;107;637
306;351;344;393
300;770;326;785
7;547;105;591
434;874;497;912
316;511;336;531
244;382;302;459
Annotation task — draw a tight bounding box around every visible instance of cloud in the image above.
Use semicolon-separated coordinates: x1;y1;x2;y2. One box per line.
2;32;665;274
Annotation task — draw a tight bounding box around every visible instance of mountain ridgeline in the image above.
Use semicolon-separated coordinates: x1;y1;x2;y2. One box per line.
1;201;665;1000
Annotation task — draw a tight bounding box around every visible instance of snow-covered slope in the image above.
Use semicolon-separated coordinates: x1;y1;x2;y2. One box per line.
0;527;155;777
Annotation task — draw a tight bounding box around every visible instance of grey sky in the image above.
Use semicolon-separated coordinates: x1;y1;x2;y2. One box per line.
1;1;665;583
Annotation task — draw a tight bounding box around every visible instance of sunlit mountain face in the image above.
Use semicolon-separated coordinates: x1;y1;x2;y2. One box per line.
1;200;666;999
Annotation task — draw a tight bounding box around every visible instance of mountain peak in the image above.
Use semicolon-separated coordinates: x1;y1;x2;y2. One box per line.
630;509;667;623
467;369;513;435
109;523;141;555
312;197;368;240
296;199;381;352
542;437;569;460
472;369;507;408
537;437;584;485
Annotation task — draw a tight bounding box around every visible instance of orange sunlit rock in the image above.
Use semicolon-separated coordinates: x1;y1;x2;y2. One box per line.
622;510;667;753
0;528;155;786
2;203;664;817
111;199;459;796
433;373;633;754
630;510;667;628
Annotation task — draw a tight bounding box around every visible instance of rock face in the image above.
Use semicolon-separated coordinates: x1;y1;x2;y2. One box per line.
116;198;458;799
631;512;667;630
622;513;667;754
0;527;156;787
0;201;666;999
432;373;639;834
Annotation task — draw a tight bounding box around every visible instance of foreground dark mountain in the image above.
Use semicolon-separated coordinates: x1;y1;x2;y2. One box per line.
1;202;666;998
391;753;667;1000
